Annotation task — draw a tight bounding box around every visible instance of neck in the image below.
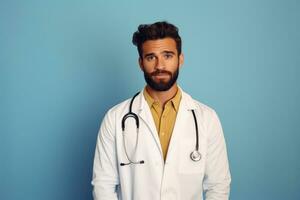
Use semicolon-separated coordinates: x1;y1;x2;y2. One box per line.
145;84;178;107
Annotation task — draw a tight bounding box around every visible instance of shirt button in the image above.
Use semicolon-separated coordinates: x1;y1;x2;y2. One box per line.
161;132;165;136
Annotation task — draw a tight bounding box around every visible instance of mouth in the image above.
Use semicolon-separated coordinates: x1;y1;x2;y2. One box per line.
152;73;171;81
153;73;169;77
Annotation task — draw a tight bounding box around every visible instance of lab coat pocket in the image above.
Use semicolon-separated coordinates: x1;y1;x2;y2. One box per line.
178;140;205;174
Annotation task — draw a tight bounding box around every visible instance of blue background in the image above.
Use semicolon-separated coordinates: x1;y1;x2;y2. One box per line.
1;0;299;199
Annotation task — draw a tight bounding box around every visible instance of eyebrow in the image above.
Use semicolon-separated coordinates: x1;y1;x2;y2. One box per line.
144;53;155;58
163;50;176;55
144;51;176;58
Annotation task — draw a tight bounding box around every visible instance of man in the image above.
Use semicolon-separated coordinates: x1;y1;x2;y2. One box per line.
92;21;231;200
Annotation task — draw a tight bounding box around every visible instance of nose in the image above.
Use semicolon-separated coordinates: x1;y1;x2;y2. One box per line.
154;56;165;70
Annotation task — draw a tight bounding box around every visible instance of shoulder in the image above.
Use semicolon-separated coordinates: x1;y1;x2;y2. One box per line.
104;97;132;120
98;96;133;135
181;90;220;126
182;90;217;115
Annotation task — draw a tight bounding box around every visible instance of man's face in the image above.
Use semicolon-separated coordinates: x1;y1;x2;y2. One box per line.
139;38;184;91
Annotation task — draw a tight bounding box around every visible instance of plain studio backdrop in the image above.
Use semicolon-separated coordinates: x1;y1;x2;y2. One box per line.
1;0;299;199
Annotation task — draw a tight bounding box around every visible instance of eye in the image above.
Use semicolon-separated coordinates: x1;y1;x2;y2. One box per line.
164;53;173;59
146;55;155;62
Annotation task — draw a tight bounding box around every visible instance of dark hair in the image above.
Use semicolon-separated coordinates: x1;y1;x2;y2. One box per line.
132;21;182;58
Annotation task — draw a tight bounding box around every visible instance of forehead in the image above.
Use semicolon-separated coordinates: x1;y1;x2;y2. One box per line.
141;38;177;55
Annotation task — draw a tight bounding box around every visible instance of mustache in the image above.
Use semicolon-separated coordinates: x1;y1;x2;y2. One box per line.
150;69;172;76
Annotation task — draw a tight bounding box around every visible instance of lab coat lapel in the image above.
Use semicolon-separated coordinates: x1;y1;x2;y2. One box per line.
135;91;163;157
166;91;197;162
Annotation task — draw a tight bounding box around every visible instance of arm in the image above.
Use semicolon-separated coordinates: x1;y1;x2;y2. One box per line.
203;110;231;200
92;111;119;200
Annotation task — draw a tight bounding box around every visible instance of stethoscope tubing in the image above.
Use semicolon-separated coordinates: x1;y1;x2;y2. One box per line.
120;92;201;166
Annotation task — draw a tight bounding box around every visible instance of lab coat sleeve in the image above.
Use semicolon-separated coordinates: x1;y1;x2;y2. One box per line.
203;110;231;200
92;111;119;200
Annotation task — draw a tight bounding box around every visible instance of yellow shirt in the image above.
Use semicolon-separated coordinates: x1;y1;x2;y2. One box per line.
143;88;182;161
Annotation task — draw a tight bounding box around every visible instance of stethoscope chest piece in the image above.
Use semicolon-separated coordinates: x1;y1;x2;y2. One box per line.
190;150;201;162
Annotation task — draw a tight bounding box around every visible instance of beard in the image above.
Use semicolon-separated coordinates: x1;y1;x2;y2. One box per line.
143;66;179;91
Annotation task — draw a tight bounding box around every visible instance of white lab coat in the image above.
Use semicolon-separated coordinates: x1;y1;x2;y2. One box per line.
92;88;231;200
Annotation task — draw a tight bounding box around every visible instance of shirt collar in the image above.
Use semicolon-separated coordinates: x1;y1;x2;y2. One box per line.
143;86;182;112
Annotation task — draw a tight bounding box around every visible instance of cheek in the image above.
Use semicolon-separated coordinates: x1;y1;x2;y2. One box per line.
141;62;155;72
167;59;180;68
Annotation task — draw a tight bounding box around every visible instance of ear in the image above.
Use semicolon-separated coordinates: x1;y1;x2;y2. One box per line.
138;57;144;71
179;53;184;68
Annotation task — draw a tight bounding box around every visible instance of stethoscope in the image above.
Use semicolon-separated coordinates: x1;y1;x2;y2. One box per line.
120;92;201;166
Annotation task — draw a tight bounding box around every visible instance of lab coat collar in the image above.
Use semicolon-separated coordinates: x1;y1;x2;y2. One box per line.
136;86;198;112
